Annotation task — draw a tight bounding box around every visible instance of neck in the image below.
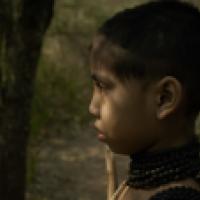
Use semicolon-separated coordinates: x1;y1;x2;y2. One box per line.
127;136;200;188
147;117;196;153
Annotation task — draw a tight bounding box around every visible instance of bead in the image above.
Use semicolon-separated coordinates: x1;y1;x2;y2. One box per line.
150;186;200;200
127;140;200;189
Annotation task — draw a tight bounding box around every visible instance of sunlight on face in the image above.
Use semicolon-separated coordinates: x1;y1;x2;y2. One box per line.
89;68;157;154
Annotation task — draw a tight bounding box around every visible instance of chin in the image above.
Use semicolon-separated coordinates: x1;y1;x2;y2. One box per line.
108;143;146;155
108;145;132;155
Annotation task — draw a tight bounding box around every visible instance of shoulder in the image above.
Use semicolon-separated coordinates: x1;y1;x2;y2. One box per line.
149;186;200;200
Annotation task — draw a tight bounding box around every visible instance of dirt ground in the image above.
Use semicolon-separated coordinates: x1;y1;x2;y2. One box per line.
26;125;129;200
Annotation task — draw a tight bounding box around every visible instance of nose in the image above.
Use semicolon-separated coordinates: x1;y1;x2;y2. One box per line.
89;91;101;118
89;99;99;118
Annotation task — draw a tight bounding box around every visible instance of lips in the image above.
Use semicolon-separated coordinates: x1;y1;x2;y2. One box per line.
92;123;106;141
97;131;106;141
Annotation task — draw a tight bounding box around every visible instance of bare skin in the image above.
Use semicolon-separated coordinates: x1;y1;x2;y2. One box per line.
89;67;200;199
89;68;195;154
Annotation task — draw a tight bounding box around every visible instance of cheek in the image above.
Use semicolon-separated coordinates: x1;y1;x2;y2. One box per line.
102;96;147;135
100;100;120;130
100;98;132;135
101;102;116;124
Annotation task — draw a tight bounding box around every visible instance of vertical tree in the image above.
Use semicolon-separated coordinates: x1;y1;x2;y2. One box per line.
0;0;54;199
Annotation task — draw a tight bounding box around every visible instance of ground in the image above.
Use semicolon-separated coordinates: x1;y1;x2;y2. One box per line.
26;125;129;200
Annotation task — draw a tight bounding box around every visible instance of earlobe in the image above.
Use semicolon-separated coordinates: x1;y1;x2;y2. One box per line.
156;76;183;120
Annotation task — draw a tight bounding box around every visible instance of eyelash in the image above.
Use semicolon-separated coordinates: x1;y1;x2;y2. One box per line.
94;81;107;90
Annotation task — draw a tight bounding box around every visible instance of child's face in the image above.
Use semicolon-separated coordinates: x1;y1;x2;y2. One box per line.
89;67;158;154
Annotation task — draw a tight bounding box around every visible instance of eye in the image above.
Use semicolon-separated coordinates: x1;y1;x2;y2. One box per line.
94;81;107;90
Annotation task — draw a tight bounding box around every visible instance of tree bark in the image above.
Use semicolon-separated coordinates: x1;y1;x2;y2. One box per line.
0;0;54;199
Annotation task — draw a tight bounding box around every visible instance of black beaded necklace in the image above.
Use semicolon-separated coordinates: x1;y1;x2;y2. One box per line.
127;137;200;189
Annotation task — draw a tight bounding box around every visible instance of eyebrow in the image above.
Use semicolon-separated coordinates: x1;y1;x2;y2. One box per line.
91;73;111;84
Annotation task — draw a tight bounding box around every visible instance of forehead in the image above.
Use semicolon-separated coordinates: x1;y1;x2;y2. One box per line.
90;34;130;78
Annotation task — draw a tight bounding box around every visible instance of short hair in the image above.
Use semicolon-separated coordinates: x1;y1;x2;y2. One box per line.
90;0;200;117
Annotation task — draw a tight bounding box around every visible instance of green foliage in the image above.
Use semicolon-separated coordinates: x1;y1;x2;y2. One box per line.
30;57;91;139
26;148;38;185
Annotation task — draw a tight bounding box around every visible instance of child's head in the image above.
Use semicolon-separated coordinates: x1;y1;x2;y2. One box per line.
89;0;200;154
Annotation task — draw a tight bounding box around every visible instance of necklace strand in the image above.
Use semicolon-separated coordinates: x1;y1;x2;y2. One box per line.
127;138;200;188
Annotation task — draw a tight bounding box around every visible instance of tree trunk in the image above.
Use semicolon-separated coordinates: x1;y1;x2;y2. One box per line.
0;0;54;199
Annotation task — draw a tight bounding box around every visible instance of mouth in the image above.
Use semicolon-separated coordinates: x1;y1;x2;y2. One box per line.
97;131;106;141
92;123;106;141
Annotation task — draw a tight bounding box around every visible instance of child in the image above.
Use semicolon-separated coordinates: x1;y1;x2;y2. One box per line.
89;0;200;199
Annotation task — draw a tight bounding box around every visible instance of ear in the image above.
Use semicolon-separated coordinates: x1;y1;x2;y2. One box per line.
155;76;183;120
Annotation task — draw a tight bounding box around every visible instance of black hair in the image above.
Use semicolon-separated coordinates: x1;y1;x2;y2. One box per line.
90;0;200;117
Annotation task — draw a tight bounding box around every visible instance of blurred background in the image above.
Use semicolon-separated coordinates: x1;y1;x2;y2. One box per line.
24;0;200;200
